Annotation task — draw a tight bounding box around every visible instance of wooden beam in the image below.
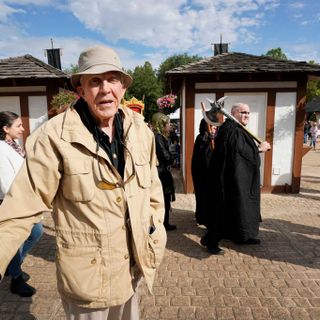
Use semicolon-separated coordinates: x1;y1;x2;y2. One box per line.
291;79;307;193
46;85;59;118
184;79;195;194
19;95;30;145
263;91;276;188
262;185;291;193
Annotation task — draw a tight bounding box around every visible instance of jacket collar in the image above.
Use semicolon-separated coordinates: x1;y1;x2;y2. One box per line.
60;101;134;161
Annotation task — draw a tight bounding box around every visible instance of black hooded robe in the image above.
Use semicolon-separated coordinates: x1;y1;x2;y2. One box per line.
191;121;214;225
207;119;262;243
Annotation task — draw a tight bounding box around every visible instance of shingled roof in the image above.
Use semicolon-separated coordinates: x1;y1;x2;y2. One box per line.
166;52;320;75
0;54;68;79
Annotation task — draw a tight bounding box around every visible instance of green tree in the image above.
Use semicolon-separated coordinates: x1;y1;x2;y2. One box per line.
307;80;320;102
63;63;79;75
157;53;203;92
263;47;287;60
126;61;162;122
306;60;320;102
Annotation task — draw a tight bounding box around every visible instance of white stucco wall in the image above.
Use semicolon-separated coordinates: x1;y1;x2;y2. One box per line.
0;96;23;144
271;92;297;186
0;96;21;115
0;95;48;135
28;96;48;133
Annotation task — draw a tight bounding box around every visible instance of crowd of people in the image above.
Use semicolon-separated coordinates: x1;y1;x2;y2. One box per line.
0;44;275;319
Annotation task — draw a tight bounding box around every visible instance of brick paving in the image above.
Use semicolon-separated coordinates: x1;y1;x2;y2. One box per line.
1;149;320;319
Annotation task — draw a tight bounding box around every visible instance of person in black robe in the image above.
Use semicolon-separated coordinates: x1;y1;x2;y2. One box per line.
152;112;176;231
192;118;218;226
202;102;270;254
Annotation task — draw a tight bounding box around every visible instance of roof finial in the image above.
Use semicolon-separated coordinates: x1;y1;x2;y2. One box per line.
211;34;229;56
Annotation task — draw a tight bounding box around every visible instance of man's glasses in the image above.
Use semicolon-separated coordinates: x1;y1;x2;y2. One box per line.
96;142;136;190
239;111;250;115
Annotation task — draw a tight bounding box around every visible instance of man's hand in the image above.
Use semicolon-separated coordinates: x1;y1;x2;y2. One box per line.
258;141;271;153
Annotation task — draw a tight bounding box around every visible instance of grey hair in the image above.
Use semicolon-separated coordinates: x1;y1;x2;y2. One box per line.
231;103;247;115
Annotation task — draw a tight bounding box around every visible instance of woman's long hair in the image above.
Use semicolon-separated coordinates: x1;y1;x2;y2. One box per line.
0;111;19;140
151;112;170;138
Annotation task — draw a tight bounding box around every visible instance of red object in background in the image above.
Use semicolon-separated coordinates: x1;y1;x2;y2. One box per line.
123;97;145;114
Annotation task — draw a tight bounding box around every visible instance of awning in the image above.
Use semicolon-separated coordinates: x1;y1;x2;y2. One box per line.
169;108;180;120
305;97;320;112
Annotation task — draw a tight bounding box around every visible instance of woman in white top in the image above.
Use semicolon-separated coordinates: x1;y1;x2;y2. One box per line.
0;111;43;297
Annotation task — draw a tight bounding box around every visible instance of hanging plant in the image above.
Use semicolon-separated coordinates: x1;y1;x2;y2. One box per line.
49;90;79;116
156;94;177;114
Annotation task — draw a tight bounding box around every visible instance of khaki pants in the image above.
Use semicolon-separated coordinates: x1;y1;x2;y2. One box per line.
62;291;139;320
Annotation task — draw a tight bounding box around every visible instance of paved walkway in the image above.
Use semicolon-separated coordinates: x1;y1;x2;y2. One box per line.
1;149;320;319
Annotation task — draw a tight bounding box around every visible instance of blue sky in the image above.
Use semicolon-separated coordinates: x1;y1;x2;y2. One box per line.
0;0;319;70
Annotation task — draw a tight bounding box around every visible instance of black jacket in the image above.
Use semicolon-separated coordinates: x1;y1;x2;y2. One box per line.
154;133;175;198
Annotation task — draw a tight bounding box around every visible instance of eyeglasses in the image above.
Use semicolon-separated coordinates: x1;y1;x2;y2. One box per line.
96;141;136;190
239;111;250;115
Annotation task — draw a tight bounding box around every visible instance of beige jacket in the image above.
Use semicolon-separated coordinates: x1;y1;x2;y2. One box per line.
0;105;166;308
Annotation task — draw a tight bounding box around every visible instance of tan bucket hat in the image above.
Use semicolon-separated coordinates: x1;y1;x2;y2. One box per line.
70;45;133;89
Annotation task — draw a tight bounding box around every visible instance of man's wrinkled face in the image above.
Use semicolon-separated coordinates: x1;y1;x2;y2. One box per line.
232;104;250;126
77;72;126;124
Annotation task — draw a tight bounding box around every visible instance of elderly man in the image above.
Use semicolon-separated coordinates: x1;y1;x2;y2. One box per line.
202;102;270;255
0;45;166;320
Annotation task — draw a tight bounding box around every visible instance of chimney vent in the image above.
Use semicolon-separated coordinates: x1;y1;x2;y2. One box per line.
213;43;228;56
45;38;62;70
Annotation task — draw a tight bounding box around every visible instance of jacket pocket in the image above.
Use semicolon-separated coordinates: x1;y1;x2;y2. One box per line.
62;159;95;201
135;152;151;188
56;244;102;302
146;226;166;269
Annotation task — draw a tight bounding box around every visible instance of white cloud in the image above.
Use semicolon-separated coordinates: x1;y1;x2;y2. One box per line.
0;0;318;68
0;0;282;55
286;43;320;63
289;2;305;10
2;0;60;5
0;2;24;21
0;36;85;67
0;0;64;20
0;35;146;70
67;0;279;52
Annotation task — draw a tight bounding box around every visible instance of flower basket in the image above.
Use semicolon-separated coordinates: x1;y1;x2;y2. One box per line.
156;94;177;115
